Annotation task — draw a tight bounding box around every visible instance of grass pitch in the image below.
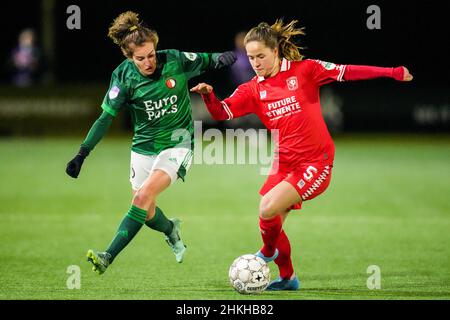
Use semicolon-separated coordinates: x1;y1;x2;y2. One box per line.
0;135;449;300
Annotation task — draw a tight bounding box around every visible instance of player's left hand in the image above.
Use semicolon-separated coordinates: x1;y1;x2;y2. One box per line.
216;51;237;68
402;67;413;81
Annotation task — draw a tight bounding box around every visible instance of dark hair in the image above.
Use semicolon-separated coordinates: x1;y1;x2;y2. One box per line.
244;19;306;61
107;11;159;58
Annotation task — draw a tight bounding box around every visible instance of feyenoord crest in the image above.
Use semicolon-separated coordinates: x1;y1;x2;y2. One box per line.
286;77;298;91
165;78;176;89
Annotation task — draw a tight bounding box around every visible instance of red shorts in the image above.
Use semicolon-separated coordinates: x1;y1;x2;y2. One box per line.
259;163;333;210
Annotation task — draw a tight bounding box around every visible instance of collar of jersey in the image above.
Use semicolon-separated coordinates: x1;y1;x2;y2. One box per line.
257;58;291;83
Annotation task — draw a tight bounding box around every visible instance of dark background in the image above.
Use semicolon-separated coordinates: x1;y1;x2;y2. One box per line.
1;0;448;84
0;0;449;133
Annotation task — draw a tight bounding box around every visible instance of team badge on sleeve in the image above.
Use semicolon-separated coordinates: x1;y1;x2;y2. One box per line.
286;77;298;91
317;60;337;70
108;86;120;99
183;52;197;61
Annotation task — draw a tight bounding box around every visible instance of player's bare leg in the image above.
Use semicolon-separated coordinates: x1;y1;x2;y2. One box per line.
132;169;171;214
134;169;187;263
87;170;183;274
260;181;302;219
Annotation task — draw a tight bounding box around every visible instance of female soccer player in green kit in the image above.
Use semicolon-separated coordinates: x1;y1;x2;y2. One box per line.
65;11;236;274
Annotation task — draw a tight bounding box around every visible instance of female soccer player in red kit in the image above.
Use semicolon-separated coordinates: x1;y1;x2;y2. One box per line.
191;20;413;290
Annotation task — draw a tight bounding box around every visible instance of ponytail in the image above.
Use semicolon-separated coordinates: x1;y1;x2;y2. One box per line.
244;19;305;61
107;11;159;58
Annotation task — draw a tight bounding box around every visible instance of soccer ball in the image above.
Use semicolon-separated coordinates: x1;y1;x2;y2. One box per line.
228;254;270;294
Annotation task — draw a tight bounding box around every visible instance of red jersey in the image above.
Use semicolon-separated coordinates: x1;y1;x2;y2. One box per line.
201;59;403;169
204;59;345;168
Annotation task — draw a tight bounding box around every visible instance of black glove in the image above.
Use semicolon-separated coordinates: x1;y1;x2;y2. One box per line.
216;51;237;68
66;147;90;178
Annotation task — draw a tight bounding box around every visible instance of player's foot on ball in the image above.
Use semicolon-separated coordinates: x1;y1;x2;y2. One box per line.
255;249;279;263
266;275;300;291
86;249;111;275
165;218;186;263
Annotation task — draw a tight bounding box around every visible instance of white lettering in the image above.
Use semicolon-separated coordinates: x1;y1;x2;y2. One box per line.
66;265;81;289
170;95;178;104
176;304;210;317
144;95;178;120
303;166;318;181
367;5;381;30
367;265;381;289
66;5;81;30
266;97;301;119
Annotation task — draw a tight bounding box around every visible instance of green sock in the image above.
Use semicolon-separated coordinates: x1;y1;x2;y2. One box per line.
106;205;147;262
145;206;173;236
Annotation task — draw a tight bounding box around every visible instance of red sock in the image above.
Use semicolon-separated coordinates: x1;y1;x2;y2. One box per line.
274;229;294;279
259;215;282;257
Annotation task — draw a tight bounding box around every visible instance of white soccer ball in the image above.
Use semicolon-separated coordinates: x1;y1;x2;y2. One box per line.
228;254;270;294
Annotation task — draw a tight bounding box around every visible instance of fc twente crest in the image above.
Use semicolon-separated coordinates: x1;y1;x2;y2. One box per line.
286;77;298;91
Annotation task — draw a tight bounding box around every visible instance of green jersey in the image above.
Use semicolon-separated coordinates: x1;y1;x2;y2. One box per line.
101;49;220;155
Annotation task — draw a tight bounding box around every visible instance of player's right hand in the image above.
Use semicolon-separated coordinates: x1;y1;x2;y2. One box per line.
66;147;89;178
190;83;213;95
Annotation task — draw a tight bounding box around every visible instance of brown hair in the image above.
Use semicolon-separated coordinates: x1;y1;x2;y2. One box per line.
244;19;306;61
107;11;159;58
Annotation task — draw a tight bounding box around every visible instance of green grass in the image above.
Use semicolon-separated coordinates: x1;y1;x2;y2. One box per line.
0;135;449;300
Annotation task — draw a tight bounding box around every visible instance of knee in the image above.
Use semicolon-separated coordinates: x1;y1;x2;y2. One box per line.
259;198;277;219
132;188;156;210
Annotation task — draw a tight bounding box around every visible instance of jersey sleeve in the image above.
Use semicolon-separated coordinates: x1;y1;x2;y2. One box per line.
201;82;257;121
222;83;258;119
100;74;129;117
343;65;404;81
179;50;220;79
307;59;347;86
80;111;114;152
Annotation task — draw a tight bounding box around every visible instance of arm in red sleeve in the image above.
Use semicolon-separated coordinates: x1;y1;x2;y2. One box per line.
201;91;231;121
343;65;404;81
200;82;256;121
